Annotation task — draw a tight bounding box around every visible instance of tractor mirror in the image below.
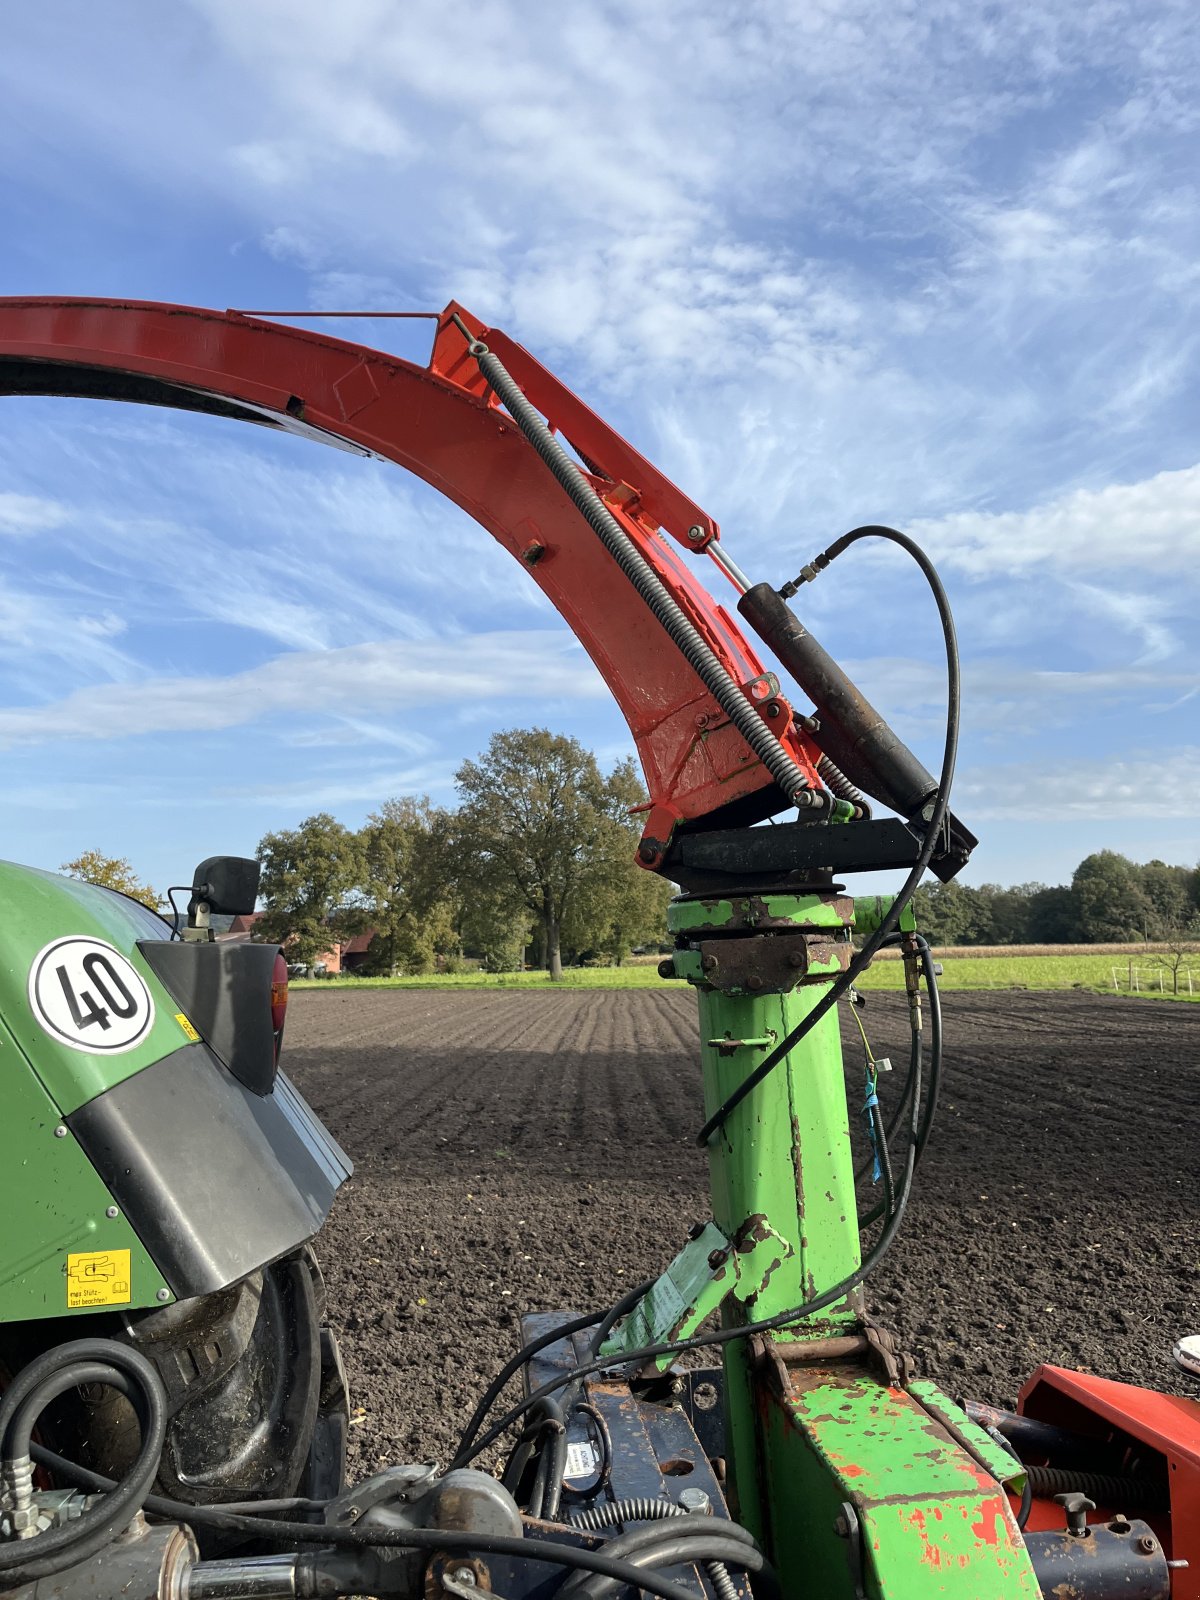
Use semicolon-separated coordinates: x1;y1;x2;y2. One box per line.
191;856;261;916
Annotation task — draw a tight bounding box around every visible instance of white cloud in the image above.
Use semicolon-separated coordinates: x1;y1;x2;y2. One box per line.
0;631;606;747
912;463;1200;580
0;493;67;536
960;747;1200;822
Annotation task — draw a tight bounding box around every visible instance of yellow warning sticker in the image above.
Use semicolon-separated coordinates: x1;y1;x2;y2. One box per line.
175;1012;200;1042
66;1249;132;1309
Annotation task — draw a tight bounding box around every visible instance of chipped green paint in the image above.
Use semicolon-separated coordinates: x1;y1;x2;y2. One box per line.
600;1217;790;1370
852;894;918;936
673;892;862;1543
760;1369;1041;1598
669;893;849;935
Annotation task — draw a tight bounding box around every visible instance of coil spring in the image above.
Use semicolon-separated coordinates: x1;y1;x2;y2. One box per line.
816;754;871;815
569;1496;739;1600
1026;1462;1168;1513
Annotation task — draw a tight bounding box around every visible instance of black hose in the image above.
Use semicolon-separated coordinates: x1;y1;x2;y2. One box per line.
29;1443;327;1527
566;1502;753;1600
0;1341;167;1583
563;1534;770;1600
451;1306;613;1468
464;333;818;811
696;523;960;1148
46;1499;722;1600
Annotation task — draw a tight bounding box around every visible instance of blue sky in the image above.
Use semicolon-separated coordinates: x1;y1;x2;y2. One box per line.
1;0;1198;896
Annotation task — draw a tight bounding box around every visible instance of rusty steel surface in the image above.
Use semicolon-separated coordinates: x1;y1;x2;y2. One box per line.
0;296;823;845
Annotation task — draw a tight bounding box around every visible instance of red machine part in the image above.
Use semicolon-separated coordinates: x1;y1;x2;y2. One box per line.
1018;1363;1200;1594
0;297;824;855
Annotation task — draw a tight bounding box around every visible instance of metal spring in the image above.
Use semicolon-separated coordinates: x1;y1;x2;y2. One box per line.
569;1498;740;1600
1026;1462;1168;1513
816;754;871;816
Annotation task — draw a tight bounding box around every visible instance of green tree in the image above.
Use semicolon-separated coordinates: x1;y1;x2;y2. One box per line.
1139;860;1192;937
911;880;992;945
359;797;458;975
256;814;365;967
562;757;673;963
60;850;161;911
1071;851;1156;942
455;730;665;979
1026;884;1077;942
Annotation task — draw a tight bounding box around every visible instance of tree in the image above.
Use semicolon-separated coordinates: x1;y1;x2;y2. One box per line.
1139;860;1192;938
256;814;365;967
910;880;992;945
455;730;668;979
359;798;459;975
61;851;161;911
562;757;673;963
1071;851;1156;943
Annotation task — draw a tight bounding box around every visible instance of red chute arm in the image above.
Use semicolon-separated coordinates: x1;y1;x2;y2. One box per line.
0;297;823;857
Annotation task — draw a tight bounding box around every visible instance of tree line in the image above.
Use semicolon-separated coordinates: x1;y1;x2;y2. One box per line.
912;851;1200;946
59;747;1199;971
253;728;673;978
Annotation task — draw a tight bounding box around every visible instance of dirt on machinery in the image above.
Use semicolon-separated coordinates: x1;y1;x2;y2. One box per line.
281;987;1200;1478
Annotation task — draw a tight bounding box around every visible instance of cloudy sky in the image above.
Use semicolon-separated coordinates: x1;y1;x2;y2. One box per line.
1;0;1198;895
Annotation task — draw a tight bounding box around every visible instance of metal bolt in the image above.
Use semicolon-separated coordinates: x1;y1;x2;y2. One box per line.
451;1568;477;1586
833;1513;850;1538
1137;1535;1157;1555
678;1487;711;1515
638;841;658;864
105;1206;119;1220
787;950;806;968
53;1125;67;1139
156;1289;171;1303
695;712;709;728
686;525;706;543
701;953;719;972
657;958;676;979
746;974;764;991
766;702;781;718
707;1248;728;1269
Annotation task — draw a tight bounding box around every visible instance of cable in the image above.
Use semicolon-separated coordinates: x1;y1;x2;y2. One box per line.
564;1500;755;1600
559;1403;612;1502
28;1444;327;1528
982;1426;1032;1533
0;1341;167;1583
451;1307;615;1468
695;523;959;1148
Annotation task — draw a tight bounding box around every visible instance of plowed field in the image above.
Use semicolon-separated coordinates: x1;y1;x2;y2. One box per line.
282;989;1200;1475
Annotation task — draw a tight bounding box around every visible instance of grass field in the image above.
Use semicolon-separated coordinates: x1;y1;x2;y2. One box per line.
293;949;1200;998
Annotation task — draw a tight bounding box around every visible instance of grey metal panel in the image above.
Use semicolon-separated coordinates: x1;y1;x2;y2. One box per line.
67;1043;352;1299
138;939;279;1094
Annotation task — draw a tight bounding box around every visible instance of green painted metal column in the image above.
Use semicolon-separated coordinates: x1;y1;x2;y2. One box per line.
667;891;860;1540
666;889;1042;1599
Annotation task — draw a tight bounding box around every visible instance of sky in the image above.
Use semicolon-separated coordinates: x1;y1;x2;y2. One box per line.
1;0;1198;896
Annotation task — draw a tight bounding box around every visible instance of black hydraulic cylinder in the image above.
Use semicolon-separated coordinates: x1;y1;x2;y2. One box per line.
1025;1521;1169;1599
738;582;936;820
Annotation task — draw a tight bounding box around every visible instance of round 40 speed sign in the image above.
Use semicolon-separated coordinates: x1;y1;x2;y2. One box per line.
28;937;155;1054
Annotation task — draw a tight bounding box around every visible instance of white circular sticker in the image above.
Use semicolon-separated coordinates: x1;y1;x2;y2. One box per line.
28;937;155;1054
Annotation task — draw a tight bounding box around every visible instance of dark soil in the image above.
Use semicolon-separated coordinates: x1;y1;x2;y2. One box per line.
281;988;1200;1478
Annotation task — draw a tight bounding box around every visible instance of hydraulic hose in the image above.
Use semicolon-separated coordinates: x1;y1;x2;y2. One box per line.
567;1500;754;1600
696;523;959;1147
563;1530;772;1600
0;1340;167;1583
458;324;821;812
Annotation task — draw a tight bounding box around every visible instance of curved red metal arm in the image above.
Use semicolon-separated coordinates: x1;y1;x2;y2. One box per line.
0;297;823;854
